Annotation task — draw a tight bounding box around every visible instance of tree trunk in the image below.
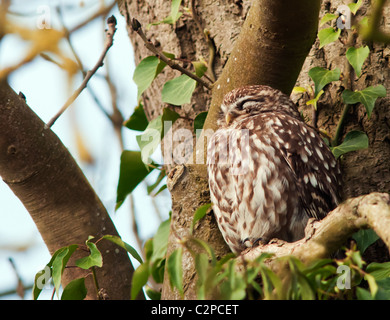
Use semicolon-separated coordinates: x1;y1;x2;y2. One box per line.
0;81;141;300
120;0;324;299
293;0;390;201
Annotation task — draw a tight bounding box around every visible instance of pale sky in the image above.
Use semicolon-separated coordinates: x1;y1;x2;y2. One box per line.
0;0;171;299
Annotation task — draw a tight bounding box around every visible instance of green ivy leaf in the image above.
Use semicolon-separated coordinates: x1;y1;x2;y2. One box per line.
352;229;379;254
357;278;390;300
318;27;341;48
365;273;379;298
135;108;180;165
194;111;208;134
132;52;176;101
306;90;324;110
147;170;167;195
131;262;150;300
168;0;182;23
260;264;283;299
148;0;182;26
75;240;103;270
356;287;373;300
375;278;390;299
143;238;154;261
156;52;175;74
162;74;197;105
51;245;78;298
192;60;207;78
33;268;50;300
194;253;209;300
220;260;246;300
136;116;163;165
359;16;369;29
190;238;216;266
190;203;212;234
61;278;87;300
348;0;363;14
153;184;167;197
308;67;340;96
167;248;184;296
367;262;390;280
342;85;387;118
145;285;162;300
346;46;370;77
320;13;338;27
124;102;149;132
292;86;307;94
331;130;368;159
162;107;181;125
116;150;154;210
287;257;315;300
133;56;160;101
151;219;170;264
102;235;143;264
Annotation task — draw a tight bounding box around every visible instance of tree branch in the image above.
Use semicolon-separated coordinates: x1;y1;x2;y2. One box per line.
0;80;143;300
241;193;390;266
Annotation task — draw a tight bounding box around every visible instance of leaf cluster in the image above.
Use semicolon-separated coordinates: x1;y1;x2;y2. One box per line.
32;235;142;300
129;204;390;300
295;0;386;158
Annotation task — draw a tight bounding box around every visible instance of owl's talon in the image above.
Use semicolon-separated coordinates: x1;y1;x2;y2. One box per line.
253;237;269;246
243;237;268;248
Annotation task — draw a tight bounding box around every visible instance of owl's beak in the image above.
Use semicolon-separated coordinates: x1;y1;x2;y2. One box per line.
225;112;233;124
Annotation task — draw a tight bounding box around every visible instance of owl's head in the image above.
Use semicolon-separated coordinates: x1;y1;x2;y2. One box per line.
219;85;300;126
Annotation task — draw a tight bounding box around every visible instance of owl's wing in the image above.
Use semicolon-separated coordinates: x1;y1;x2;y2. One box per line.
206;128;244;253
270;113;342;220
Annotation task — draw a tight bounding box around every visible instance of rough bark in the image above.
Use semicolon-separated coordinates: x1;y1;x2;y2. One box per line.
0;81;141;300
293;0;390;200
119;0;390;300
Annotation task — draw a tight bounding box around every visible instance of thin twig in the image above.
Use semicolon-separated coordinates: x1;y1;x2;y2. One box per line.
91;266;100;299
131;18;212;90
129;193;144;258
45;16;117;128
99;11;125;147
8;258;25;299
204;29;216;82
55;5;112;122
331;105;353;148
68;1;116;34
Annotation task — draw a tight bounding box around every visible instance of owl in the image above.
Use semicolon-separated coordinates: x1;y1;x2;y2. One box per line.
207;85;342;254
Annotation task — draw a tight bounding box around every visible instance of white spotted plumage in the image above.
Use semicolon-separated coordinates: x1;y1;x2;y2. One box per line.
207;85;342;254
